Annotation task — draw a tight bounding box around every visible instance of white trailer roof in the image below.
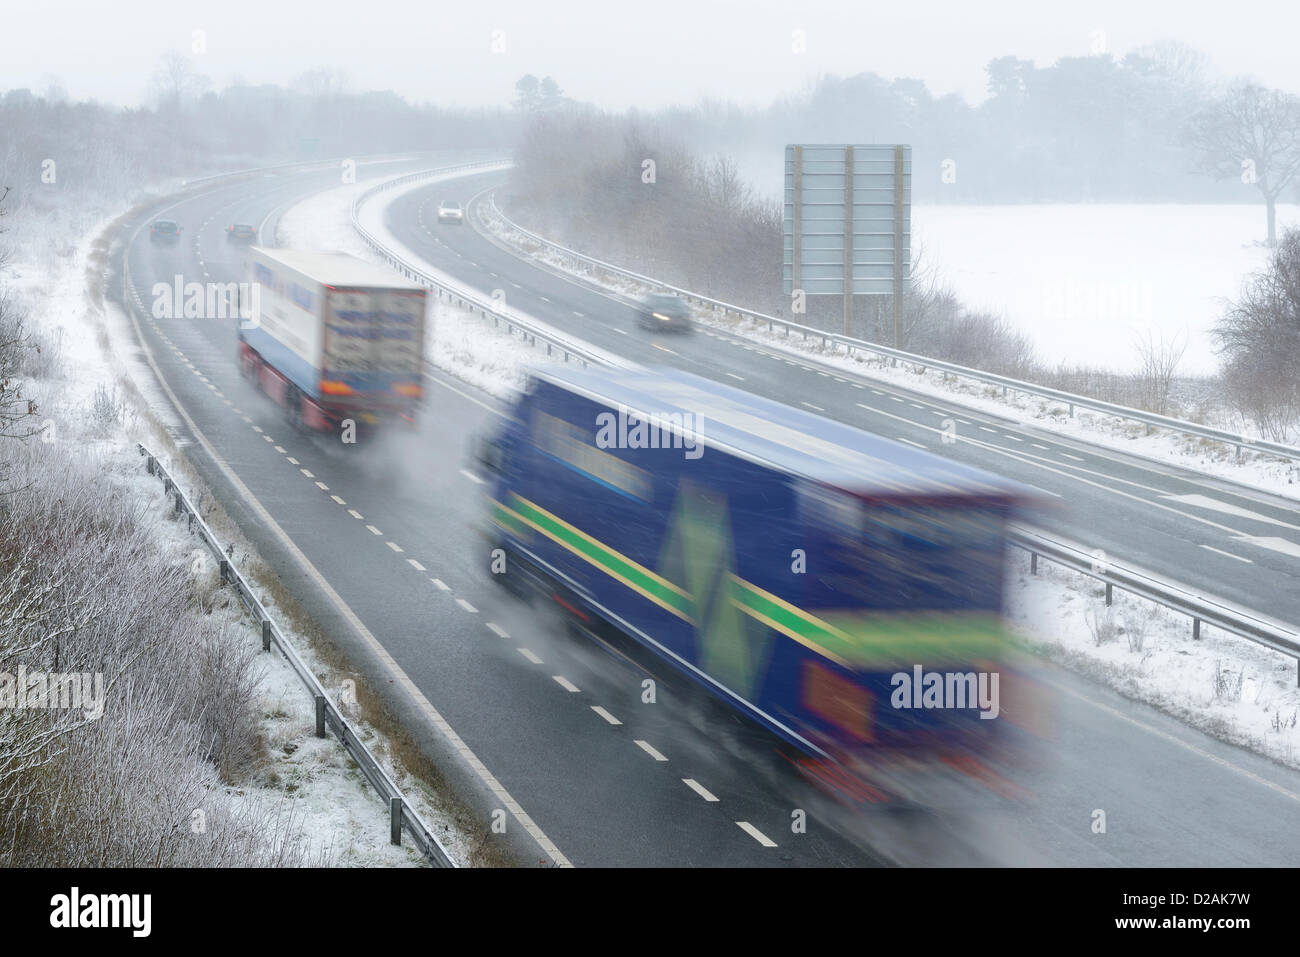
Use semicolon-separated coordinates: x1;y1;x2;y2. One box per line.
252;247;424;291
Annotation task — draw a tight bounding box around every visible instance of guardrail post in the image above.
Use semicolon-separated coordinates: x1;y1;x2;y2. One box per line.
1069;403;1075;417
1104;582;1113;606
1193;618;1201;641
391;798;402;846
315;696;326;737
261;619;272;652
1030;552;1038;575
219;559;230;583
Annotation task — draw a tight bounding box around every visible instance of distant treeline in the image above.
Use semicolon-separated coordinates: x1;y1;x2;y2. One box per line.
645;45;1266;204
0;71;516;215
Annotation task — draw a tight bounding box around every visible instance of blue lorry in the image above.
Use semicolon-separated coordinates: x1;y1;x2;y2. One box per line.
476;365;1045;805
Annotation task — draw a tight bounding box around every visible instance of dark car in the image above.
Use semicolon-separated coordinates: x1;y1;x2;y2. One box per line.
150;220;182;245
227;224;257;243
637;293;692;332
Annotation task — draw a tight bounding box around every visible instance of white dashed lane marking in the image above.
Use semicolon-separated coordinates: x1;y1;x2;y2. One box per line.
635;740;668;762
1200;544;1253;563
456;599;477;613
386;541;404;553
737;822;777;847
407;559;426;571
591;706;622;726
518;647;543;664
552;675;580;693
486;622;509;638
682;779;718;802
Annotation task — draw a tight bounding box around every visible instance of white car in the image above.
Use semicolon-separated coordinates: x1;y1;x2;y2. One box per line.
436;201;464;224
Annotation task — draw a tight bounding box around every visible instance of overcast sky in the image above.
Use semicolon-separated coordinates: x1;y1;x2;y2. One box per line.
5;0;1299;110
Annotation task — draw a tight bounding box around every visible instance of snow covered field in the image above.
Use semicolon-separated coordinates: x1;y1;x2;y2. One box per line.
912;203;1300;375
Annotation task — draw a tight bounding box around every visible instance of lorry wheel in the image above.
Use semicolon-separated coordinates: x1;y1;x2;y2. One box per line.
284;385;303;431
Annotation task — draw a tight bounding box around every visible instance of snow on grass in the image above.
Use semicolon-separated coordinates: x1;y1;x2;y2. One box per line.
1007;550;1300;770
911;203;1300;376
479;204;1300;503
9;181;475;866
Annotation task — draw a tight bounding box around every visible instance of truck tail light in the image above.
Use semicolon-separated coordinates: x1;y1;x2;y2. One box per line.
319;380;354;395
393;383;422;397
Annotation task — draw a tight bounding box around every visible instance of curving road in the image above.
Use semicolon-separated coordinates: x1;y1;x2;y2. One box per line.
104;159;1300;867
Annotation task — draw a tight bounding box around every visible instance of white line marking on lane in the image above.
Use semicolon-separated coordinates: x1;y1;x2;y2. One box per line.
1233;536;1300;558
518;647;543;664
1199;544;1253;563
347;509;363;520
366;525;383;536
635;740;668;761
457;599;478;613
330;495;346;505
486;622;509;638
725;373;745;381
1061;453;1085;462
682;778;718;802
1164;494;1300;531
300;469;314;478
287;457;300;465
552;675;580;693
896;437;927;449
407;559;427;571
386;541;404;553
430;578;450;591
737;821;778;847
459;469;484;485
801;402;824;412
315;481;329;491
591;706;622;726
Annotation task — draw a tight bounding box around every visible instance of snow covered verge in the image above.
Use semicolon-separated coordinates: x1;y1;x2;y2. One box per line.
461;199;1300;771
278;170;623;398
477;202;1300;504
1006;552;1300;770
0;183;484;866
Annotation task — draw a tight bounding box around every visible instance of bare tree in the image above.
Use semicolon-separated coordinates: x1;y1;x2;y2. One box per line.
1133;328;1187;414
1186;82;1300;246
1214;228;1300;438
293;68;348;102
149;51;210;111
